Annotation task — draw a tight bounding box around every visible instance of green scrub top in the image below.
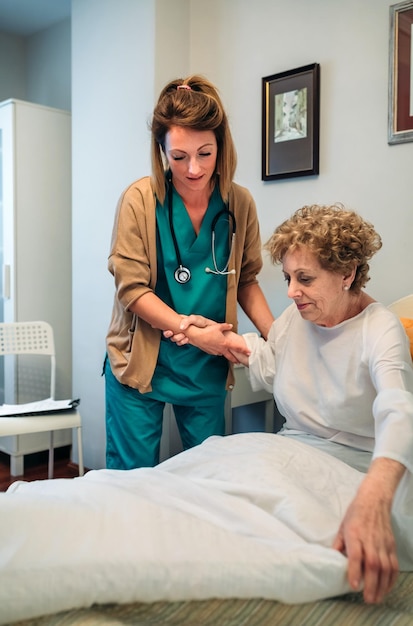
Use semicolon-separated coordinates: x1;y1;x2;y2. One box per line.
150;184;230;406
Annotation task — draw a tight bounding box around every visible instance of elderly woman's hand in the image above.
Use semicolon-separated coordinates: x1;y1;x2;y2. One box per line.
188;326;250;363
333;457;405;603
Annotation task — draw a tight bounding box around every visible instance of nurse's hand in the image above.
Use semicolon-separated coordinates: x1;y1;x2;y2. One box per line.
163;314;214;346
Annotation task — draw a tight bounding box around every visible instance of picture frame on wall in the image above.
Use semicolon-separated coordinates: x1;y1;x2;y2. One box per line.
388;0;413;144
262;63;320;181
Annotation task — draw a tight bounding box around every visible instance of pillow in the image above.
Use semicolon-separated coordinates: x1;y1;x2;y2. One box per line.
400;317;413;359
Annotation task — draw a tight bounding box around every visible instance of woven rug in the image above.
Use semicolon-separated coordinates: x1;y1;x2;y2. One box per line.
7;572;413;626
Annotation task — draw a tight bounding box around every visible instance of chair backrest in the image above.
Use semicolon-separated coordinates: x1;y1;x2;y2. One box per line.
388;294;413;318
0;321;56;400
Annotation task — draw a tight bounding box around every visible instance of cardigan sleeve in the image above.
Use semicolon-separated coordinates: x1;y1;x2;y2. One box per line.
108;177;157;311
230;183;263;290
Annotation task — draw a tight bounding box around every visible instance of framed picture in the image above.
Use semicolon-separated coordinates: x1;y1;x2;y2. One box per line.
388;1;413;144
262;63;320;181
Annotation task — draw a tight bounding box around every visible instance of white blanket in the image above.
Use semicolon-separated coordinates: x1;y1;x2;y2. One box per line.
0;433;412;624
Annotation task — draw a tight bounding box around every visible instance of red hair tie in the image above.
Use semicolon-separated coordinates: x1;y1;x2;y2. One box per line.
177;84;192;90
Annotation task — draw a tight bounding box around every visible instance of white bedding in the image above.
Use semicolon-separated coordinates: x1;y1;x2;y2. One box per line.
0;432;412;625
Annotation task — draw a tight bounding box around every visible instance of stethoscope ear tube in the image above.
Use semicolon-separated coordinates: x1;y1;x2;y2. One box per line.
211;208;236;234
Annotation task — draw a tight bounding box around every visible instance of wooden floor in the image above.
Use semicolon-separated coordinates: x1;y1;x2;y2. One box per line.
0;446;84;491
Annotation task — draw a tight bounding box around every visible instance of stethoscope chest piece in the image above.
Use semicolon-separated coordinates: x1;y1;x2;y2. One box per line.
174;265;191;284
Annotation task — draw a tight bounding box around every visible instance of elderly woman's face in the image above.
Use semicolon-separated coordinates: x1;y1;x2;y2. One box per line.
282;246;350;327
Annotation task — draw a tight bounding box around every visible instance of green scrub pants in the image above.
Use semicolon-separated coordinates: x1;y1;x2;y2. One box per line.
104;357;226;469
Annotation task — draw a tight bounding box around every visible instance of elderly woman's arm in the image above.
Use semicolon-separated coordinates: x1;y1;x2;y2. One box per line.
333;456;405;604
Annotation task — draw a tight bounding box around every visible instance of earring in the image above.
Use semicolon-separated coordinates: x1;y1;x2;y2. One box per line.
344;285;350;291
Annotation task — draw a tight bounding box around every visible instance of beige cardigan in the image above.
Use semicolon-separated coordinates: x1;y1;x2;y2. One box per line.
106;176;263;393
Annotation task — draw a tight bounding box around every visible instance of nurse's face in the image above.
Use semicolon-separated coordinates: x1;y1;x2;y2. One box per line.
164;126;218;197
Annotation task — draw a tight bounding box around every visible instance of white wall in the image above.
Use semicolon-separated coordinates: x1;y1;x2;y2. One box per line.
154;0;190;93
0;33;26;102
0;21;71;110
70;0;413;469
189;0;413;321
26;18;71;111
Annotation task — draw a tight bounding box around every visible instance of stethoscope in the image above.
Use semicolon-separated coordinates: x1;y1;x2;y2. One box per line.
167;176;237;284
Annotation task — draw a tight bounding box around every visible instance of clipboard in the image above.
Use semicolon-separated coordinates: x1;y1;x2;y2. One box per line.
0;398;80;417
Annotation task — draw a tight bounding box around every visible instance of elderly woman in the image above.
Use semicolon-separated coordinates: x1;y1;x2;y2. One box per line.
172;204;413;605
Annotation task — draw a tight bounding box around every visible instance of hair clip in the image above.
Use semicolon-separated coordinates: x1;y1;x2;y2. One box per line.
177;84;192;90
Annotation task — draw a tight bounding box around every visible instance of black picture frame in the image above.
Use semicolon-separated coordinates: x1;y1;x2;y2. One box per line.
262;63;320;181
388;1;413;144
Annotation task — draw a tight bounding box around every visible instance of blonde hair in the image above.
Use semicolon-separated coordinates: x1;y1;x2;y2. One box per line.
265;204;382;293
150;75;237;204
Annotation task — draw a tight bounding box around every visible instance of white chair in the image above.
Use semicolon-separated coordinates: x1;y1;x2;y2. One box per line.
0;321;84;479
388;294;413;317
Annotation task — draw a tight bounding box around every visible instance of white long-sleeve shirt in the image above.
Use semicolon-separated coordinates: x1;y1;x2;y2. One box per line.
245;302;413;473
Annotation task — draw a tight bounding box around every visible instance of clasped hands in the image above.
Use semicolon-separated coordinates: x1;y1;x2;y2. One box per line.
163;314;249;364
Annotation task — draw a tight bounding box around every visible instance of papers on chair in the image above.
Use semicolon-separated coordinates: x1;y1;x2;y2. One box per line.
0;398;80;417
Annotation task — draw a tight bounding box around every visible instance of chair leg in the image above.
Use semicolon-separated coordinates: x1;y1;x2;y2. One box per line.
224;393;232;435
10;454;24;477
264;399;275;433
77;427;84;476
48;431;54;479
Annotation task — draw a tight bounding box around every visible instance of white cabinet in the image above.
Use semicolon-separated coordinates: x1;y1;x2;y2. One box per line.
0;99;73;472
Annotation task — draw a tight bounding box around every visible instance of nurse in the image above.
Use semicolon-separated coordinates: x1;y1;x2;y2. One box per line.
104;75;274;469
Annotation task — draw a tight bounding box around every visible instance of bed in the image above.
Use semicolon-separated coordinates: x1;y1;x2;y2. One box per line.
1;432;413;626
